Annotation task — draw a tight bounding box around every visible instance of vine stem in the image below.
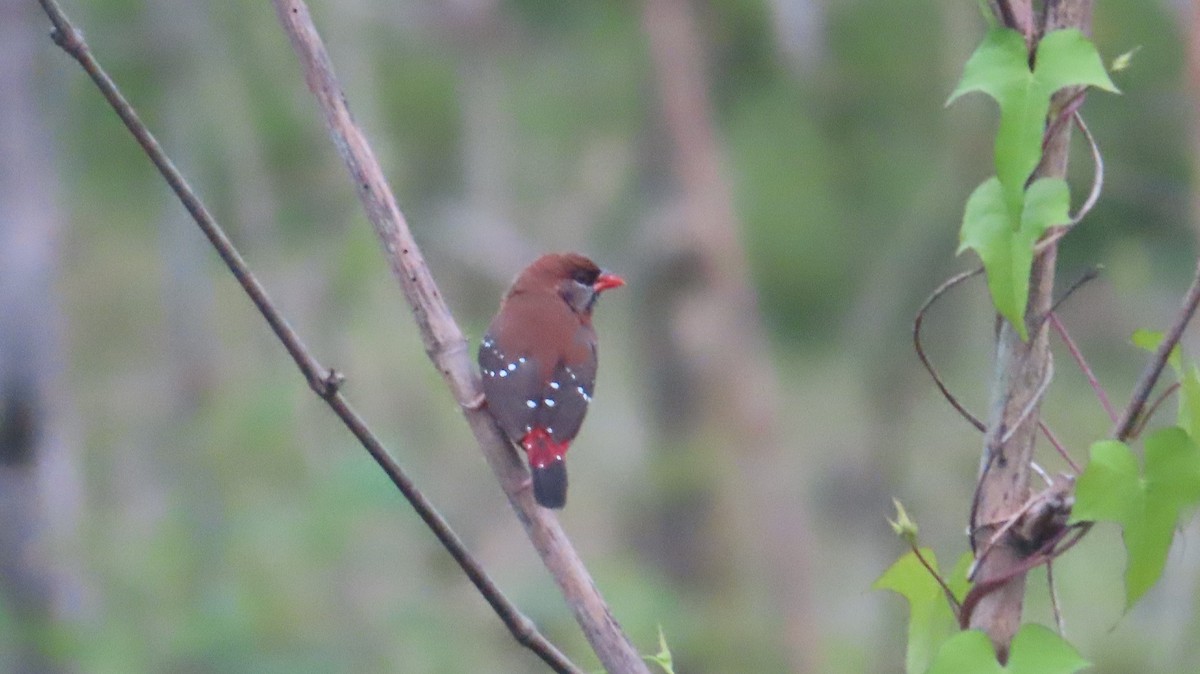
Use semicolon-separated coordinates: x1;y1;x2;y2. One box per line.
1048;312;1116;424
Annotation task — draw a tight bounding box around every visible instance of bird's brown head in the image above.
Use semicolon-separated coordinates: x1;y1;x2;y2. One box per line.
509;252;625;316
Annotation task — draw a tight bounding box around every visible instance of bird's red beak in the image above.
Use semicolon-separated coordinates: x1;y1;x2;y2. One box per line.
593;272;625;293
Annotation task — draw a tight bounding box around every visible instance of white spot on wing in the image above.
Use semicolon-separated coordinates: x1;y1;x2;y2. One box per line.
549;381;560;390
525;399;537;409
544;399;556;408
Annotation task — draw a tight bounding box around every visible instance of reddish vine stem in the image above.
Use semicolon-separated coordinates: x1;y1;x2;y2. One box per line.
1037;421;1080;475
1035;113;1104;253
1048;312;1116;424
35;1;583;672
910;544;962;616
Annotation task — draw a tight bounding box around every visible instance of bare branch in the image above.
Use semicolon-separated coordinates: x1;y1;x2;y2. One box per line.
36;0;589;671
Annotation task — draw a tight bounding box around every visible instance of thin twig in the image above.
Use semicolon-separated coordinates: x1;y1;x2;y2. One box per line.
35;2;583;672
1047;561;1065;636
1069;114;1103;226
914;267;988;432
1037;421;1081;474
999;356;1054;446
1113;258;1200;441
1034;114;1102;254
1034;112;1104;254
1047;266;1101;319
1049;312;1116;423
1042;92;1087;154
1029;461;1052;486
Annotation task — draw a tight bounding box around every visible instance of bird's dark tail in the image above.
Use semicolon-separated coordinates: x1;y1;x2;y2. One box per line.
532;459;568;509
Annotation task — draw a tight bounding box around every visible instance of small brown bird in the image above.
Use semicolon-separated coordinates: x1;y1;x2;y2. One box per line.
479;253;625;508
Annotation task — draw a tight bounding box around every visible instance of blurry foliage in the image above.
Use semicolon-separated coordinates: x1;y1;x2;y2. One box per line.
15;0;1200;672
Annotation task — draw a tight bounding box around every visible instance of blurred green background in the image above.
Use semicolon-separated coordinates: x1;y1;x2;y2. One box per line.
3;0;1199;672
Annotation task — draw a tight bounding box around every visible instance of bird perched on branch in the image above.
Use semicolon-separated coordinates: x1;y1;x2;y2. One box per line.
478;253;625;508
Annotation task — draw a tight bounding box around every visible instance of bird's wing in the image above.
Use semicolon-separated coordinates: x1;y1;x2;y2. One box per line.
479;331;544;443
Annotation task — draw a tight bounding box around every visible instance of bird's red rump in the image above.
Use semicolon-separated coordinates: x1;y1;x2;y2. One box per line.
521;426;570;468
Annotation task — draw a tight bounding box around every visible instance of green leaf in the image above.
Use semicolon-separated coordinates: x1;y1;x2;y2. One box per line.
959;177;1068;339
1072;428;1200;606
1145;426;1200;513
926;625;1088;674
1071;439;1142;524
644;625;676;674
875;549;970;674
949;28;1117;220
1034;29;1120;97
1005;624;1090;674
925;630;1000;674
889;498;920;544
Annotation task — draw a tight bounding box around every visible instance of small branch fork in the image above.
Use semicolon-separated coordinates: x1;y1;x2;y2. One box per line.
34;1;633;672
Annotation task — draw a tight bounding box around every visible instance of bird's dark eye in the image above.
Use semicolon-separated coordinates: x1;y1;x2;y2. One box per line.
571;269;599;286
